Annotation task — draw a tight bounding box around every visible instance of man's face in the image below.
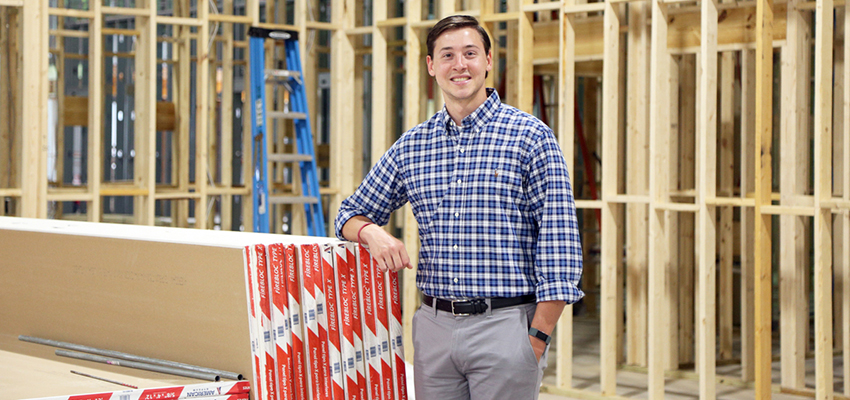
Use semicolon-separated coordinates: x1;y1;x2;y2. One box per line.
426;27;492;107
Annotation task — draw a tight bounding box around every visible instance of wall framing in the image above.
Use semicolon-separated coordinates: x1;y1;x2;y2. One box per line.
3;0;849;398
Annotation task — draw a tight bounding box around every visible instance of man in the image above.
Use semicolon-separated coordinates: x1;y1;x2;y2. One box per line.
334;15;583;399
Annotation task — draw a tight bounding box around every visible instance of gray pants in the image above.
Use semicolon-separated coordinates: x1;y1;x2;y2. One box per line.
412;301;549;400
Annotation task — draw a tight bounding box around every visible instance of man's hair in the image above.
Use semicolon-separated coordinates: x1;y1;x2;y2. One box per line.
426;15;491;58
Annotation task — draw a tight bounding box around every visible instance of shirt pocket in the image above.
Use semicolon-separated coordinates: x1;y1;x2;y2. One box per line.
478;160;524;203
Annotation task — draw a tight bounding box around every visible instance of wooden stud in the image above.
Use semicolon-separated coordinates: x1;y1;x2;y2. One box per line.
89;0;103;222
480;0;496;91
718;50;735;363
517;0;533;112
220;1;235;231
599;0;621;393
402;0;424;363
780;0;809;387
678;53;697;367
740;47;757;382
812;0;834;398
845;5;850;393
134;0;156;225
697;0;719;397
330;0;356;221
54;13;66;205
196;0;210;229
754;0;775;395
556;0;577;390
647;0;670;397
617;0;629;368
505;0;518;106
21;0;47;218
207;23;219;229
177;0;191;228
0;8;12;201
834;9;844;356
625;0;649;368
372;0;388;168
243;0;255;232
665;53;679;371
0;8;5;200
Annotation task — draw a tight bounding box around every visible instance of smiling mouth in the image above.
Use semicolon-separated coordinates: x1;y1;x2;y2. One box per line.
451;77;470;82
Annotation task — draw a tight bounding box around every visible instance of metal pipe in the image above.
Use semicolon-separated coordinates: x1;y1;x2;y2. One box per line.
70;370;138;389
56;350;221;382
19;335;242;380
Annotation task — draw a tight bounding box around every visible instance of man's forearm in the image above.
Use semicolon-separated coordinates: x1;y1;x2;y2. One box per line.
530;300;566;336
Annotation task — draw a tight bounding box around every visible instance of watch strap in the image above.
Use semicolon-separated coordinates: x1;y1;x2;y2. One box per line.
528;327;551;345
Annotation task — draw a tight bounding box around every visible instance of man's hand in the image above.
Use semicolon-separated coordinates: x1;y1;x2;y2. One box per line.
359;223;412;272
529;334;547;362
527;300;566;363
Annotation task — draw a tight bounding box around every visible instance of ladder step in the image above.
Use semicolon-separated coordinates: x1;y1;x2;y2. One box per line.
268;110;307;120
268;153;313;163
268;195;319;205
265;69;301;82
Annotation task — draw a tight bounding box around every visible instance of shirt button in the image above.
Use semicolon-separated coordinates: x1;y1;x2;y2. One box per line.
457;179;462;184
459;148;465;153
453;244;458;250
454;212;459;218
453;278;459;283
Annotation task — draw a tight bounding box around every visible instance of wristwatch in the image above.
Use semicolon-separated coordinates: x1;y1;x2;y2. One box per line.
528;327;551;345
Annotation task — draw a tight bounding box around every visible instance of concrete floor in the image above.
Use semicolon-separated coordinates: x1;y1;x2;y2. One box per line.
536;316;845;399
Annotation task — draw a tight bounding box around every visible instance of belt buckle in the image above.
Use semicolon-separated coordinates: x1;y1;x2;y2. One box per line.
451;300;470;316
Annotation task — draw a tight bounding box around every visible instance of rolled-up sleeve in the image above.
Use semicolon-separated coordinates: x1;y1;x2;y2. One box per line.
525;130;584;304
334;145;409;240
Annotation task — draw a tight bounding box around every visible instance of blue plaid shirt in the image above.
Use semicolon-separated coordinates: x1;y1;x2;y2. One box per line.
335;89;583;303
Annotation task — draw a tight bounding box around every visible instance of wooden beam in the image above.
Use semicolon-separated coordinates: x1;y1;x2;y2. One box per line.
176;0;191;228
219;0;235;231
812;0;835;398
0;8;12;203
844;6;850;394
625;0;650;369
599;0;622;394
677;53;697;367
21;0;47;218
403;0;424;364
133;1;156;225
666;53;680;371
718;50;735;363
696;0;719;397
555;0;577;389
331;0;356;225
88;0;103;222
740;47;757;382
647;0;671;396
754;0;775;395
780;0;809;388
834;6;845;361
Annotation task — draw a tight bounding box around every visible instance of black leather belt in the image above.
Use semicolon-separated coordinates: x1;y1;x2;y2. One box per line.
422;294;536;316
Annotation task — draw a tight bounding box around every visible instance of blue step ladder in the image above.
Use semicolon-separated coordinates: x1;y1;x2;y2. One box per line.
247;27;325;236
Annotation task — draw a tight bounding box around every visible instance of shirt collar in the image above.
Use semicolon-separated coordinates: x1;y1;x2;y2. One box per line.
440;88;500;133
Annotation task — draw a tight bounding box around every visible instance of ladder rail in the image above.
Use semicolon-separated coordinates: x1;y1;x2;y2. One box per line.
247;27;326;236
248;35;270;234
286;39;326;237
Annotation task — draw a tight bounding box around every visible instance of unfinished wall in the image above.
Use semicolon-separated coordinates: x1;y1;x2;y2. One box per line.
3;0;849;398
